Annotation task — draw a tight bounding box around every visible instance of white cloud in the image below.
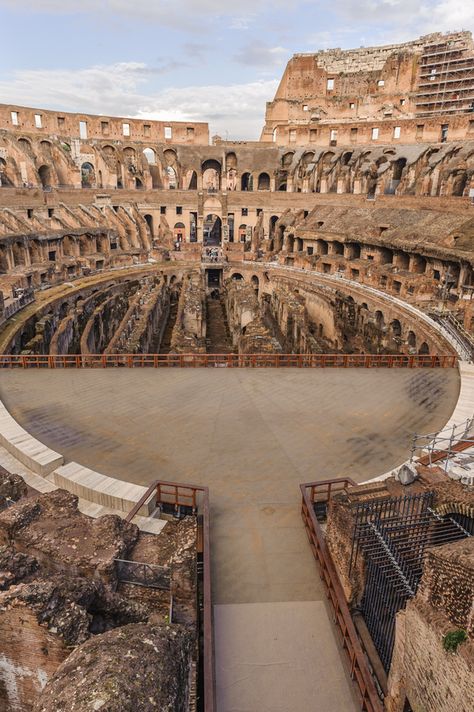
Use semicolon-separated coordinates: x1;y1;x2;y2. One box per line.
332;0;474;35
0;0;291;29
0;62;277;139
233;43;289;67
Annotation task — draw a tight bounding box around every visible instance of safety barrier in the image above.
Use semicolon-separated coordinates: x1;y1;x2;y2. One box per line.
0;352;457;369
301;478;384;712
126;480;215;712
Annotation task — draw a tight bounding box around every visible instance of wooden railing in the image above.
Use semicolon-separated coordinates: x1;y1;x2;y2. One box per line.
0;352;457;369
301;478;384;712
126;480;215;712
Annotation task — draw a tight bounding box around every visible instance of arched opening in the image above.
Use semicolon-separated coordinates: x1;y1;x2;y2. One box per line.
226;152;237;169
341;151;353;166
452;172;467;197
135;177;144;190
202;159;221;192
0;245;9;272
166;166;177;190
238;224;247;243
188;171;198;190
418;342;430;355
392;158;407;181
143;148;156;165
287;234;295;253
144;214;153;237
241;172;253;191
0;158;13;187
251;275;259;291
174;222;186;244
374;310;385;329
390;319;402;339
407;331;416;350
18;137;33;155
204;214;222;246
97;170;103;189
258;172;270;191
269;215;279;236
232;273;243;281
278;182;287;191
81;162;95;188
38;165;51;189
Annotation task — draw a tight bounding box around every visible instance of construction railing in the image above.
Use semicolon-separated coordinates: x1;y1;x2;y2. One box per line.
301;478;384;712
0;352;457;369
126;480;215;712
411;415;474;470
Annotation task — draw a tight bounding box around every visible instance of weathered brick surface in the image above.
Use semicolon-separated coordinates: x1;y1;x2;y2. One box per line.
386;598;474;712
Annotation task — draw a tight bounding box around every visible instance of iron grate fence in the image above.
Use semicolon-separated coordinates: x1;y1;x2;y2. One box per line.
349;491;471;671
114;559;171;590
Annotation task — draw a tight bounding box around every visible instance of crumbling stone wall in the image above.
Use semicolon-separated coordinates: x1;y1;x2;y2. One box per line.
386;538;474;712
0;490;139;584
170;271;206;353
105;277;170;354
33;623;193;712
0;480;199;712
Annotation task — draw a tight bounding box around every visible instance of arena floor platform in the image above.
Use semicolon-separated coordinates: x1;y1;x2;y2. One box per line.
0;368;460;712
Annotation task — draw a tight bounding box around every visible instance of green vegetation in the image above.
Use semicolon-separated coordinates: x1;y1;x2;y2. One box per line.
443;629;468;653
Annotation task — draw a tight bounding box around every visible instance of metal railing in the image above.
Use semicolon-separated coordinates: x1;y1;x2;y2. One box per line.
349;491;471;671
411;415;474;470
429;309;474;362
126;480;215;712
300;478;384;712
115;559;171;590
0;289;35;326
0;352;457;369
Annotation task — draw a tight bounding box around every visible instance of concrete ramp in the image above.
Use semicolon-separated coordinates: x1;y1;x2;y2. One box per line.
215;601;358;712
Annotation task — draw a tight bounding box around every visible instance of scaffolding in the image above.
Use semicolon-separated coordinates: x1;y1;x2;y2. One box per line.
415;36;474;117
349;491;471;671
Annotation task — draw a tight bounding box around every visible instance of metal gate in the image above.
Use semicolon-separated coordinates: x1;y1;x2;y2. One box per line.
350;491;471;670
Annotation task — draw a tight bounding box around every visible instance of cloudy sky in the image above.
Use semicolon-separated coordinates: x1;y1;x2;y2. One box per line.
0;1;473;139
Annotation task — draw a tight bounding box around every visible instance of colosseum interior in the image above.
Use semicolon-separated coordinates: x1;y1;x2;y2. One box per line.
0;28;473;712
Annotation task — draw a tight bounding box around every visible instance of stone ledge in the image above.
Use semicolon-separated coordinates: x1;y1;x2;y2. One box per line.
52;461;155;516
0;400;63;475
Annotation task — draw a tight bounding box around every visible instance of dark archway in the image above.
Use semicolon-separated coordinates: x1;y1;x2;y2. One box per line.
202;159;221;192
188;171;198;190
258;172;270;190
241;172;253;191
38;165;51;189
144;214;153;237
81;162;95;188
204;214;222;245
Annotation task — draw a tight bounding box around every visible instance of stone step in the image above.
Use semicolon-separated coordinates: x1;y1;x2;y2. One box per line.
52;461;155;516
0;399;63;476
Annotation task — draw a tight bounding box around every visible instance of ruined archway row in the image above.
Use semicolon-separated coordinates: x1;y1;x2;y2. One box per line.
1;130;474;197
226;267;447;357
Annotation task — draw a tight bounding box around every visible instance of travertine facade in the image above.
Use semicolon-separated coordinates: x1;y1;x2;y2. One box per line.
262;31;474;146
